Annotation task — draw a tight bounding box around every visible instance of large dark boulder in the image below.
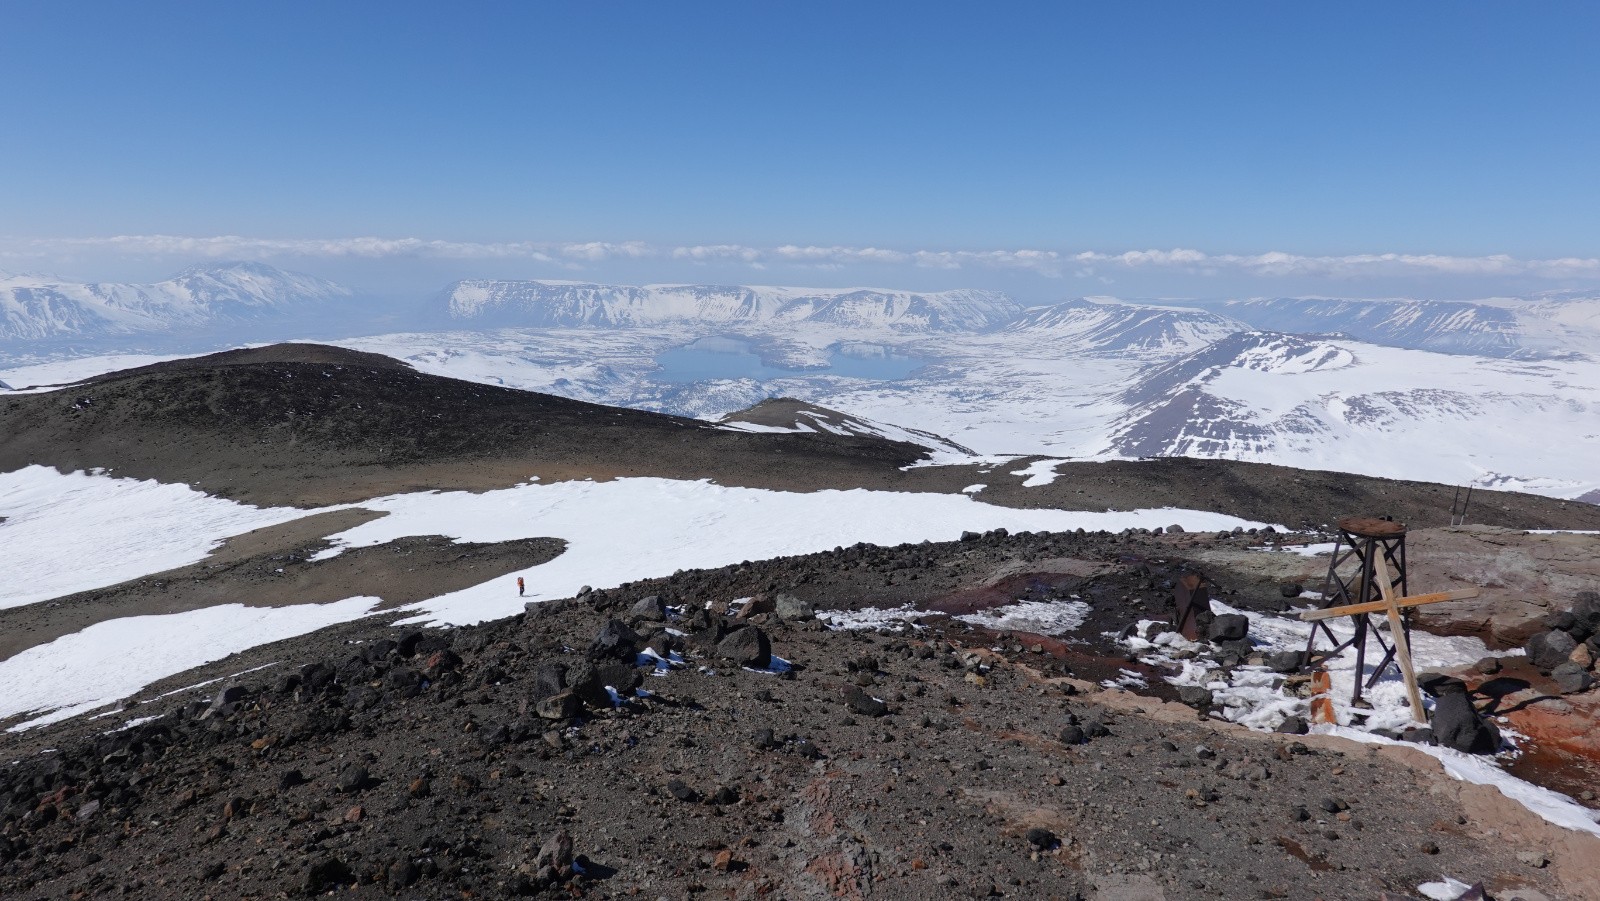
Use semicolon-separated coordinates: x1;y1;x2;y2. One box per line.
562;661;612;708
588;619;641;660
533;662;568;701
1430;692;1500;754
1208;614;1249;643
1526;630;1578;670
628;595;667;619
716;626;772;669
1572;591;1600;636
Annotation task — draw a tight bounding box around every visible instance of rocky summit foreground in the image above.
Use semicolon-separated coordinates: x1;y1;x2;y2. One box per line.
1;527;1593;901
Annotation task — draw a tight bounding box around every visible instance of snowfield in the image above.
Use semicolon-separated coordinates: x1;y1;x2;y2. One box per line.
0;468;1270;730
0;466;308;609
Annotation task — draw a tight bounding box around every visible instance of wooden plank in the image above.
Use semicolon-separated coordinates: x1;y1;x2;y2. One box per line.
1373;554;1428;724
1296;587;1480;622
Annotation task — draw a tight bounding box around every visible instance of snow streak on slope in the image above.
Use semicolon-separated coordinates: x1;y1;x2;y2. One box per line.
1;599;381;731
717;398;975;461
443;280;1021;332
0;262;351;341
1005;296;1246;358
0;466;308;609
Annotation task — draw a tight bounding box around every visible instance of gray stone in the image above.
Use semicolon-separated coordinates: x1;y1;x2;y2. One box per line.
1265;650;1305;673
1208;614;1249;642
1279;583;1305;598
716;626;772;668
334;764;371;793
628;595;666;619
1275;716;1309;735
536;691;581;720
1177;686;1214;709
1551;661;1594;695
1526;629;1578;670
774;593;816;621
1166;524;1185;534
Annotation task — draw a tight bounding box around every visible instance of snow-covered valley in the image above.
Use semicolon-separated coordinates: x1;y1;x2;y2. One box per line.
7;285;1598;499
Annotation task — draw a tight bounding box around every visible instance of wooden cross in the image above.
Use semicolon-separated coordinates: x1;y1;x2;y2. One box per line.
1298;557;1480;724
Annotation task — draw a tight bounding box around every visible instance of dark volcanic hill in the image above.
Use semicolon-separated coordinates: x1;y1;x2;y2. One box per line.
3;343;1598;534
0;343;929;507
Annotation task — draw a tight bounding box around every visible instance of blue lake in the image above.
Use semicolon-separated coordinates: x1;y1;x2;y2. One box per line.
653;338;926;384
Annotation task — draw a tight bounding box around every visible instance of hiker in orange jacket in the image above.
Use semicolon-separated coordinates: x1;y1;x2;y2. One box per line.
517;577;525;597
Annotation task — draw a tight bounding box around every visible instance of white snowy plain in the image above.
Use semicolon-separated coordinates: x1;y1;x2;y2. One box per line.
0;467;1270;730
0;466;307;609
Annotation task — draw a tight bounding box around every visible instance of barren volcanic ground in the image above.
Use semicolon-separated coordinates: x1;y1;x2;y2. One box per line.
2;529;1593;901
1;344;1598;900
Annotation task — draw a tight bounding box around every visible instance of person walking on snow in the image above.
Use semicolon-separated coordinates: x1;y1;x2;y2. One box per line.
517;577;525;597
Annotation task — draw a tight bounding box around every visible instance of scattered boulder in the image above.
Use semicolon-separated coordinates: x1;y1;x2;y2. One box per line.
1176;686;1214;710
1551;662;1594;695
1265;650;1305;674
1279;583;1304;599
734;595;776;620
665;779;700;803
628;595;666;619
1430;692;1500;754
334;764;371;794
774;593;816;621
533;662;568;701
716;626;772;669
1208;614;1249;643
562;661;613;708
1024;827;1058;851
1572;591;1600;635
1275;716;1309;735
1526;630;1578;671
588;619;641;660
537;829;574;871
536;691;582;720
842;685;888;717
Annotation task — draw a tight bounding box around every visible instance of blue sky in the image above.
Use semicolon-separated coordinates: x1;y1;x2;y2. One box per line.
2;2;1598;301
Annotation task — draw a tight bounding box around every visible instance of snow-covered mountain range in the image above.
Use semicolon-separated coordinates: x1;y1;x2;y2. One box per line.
442;280;1021;332
0;262;352;342
1203;294;1600;359
1004;296;1246;357
1094;329;1599;495
4;269;1596;499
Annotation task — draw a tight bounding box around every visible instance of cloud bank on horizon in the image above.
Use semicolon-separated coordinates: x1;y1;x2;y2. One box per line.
6;234;1600;297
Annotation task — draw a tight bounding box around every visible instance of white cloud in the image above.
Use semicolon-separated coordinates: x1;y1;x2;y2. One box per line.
4;234;1598;282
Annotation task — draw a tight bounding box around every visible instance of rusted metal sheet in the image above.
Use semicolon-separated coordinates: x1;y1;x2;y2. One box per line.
1173;573;1210;641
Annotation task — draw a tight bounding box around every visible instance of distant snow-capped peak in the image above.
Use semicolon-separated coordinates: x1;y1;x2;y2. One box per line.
441;279;1020;332
1006;296;1247;356
0;263;352;341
